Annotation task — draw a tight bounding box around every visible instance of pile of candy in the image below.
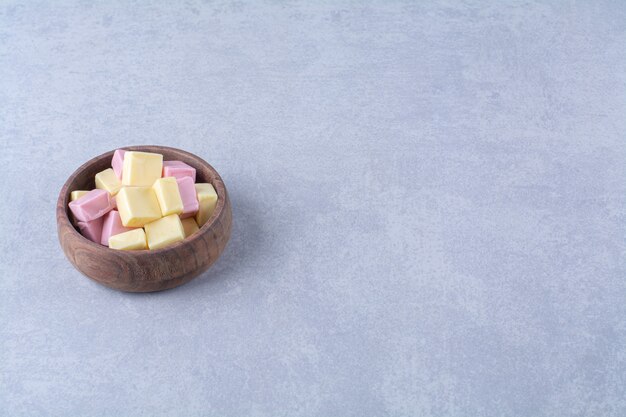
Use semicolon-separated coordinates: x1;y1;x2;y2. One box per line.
68;149;217;250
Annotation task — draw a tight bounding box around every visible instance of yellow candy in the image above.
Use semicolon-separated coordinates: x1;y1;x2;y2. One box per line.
109;229;147;250
144;214;185;250
95;168;122;195
122;151;163;187
70;190;89;201
116;187;162;227
152;177;183;216
195;183;218;227
181;217;199;238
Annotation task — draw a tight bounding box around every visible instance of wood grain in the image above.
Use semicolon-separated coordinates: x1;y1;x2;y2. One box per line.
56;145;232;292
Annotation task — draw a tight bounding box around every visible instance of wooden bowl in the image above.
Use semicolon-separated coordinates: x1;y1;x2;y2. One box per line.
56;145;232;292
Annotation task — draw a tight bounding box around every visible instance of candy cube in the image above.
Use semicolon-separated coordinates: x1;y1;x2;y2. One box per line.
76;217;103;243
181;217;199;238
109;228;147;250
70;190;89;201
162;161;196;182
176;177;199;219
95;168;122;196
195;183;218;226
122;151;163;187
111;149;126;179
152;177;183;216
100;210;135;246
116;186;162;227
69;189;114;222
144;214;185;250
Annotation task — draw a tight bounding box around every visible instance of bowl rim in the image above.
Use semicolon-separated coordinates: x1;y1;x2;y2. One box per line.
57;145;228;257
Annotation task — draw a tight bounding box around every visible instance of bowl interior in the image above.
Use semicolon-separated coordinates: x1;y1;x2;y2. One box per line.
61;145;225;251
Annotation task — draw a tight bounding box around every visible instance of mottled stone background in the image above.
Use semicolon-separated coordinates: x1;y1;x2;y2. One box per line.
1;1;625;416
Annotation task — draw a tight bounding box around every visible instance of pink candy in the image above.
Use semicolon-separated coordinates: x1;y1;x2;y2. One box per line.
176;177;199;218
163;161;196;182
100;210;135;246
111;149;126;179
76;217;104;244
69;189;114;222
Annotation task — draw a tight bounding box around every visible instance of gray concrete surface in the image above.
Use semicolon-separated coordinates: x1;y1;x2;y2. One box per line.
1;1;625;416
